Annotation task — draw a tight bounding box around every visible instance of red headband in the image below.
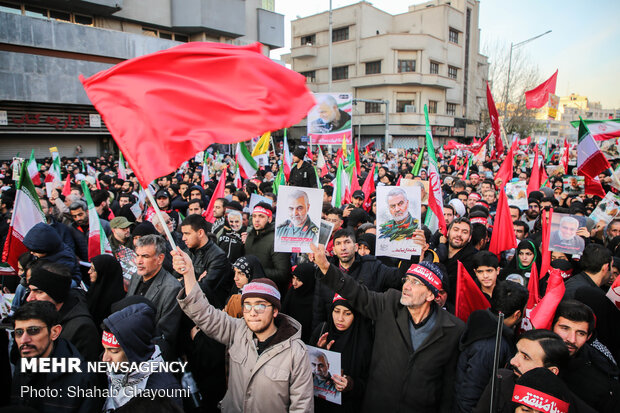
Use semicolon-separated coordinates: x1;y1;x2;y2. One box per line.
253;206;272;218
102;331;120;348
512;384;569;413
407;264;442;291
469;193;482;200
470;217;488;226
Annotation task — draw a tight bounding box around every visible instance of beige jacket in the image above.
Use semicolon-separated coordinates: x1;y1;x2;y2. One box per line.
178;284;314;413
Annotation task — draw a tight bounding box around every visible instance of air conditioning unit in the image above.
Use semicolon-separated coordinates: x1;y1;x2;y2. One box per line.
404;105;416;113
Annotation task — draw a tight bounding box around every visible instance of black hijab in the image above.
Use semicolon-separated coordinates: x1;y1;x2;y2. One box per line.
282;263;316;343
87;254;126;330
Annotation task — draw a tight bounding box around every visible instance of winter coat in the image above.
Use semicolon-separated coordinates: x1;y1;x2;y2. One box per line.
438;242;478;305
127;267;182;360
184;240;233;309
244;222;291;292
454;309;515;413
11;337;103;412
312;254;401;328
87;254;126;330
22;222;82;282
288;161;318;188
317;263;465;413
178;283;314;413
563;271;599;299
58;288;101;361
217;226;245;263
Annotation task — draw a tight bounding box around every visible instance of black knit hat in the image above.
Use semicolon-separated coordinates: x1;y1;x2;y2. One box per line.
512;368;570;413
28;266;72;304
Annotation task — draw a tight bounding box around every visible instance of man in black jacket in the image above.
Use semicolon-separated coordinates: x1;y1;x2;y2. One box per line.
312;228;401;328
564;243;612;299
311;243;465;413
180;214;232;309
288;147;317;188
11;301;102;412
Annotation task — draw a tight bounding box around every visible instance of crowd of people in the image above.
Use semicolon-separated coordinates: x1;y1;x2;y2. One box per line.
0;141;618;413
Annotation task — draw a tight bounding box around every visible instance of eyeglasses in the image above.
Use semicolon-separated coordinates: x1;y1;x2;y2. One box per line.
14;326;46;338
401;276;424;287
243;303;272;314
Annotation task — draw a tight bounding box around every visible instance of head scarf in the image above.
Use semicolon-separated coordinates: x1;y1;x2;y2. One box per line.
87;254;127;329
516;239;538;272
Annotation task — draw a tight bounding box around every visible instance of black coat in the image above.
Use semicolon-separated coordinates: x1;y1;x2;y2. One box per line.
317;264;465;413
244;222;291;292
288;160;318;188
11;338;103;412
312;254;401;328
59;289;101;362
437;242;478;305
454;310;515;413
185;240;232;309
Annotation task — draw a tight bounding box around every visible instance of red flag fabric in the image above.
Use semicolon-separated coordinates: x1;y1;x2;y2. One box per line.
525;70;558;109
354;142;361;176
606;276;620;310
361;164;375;212
79;42;315;188
486;82;503;156
526;263;540;310
530;269;565;330
395;175;402;186
539;209;553;280
350;166;361;194
540;161;550;187
494;140;517;186
61;174;72;197
95;177;101;190
455;260;490;322
561;138;570;173
527;145;541;195
583;175;606;198
488;186;517;258
204;167;227;223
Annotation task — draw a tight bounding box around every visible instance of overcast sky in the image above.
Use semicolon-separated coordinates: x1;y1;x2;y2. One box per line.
271;0;620;108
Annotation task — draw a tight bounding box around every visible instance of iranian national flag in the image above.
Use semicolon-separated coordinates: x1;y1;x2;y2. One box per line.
1;163;46;271
332;158;349;207
234;165;243;187
236;142;258;179
423;104;447;236
317;146;328;177
362;163;376;212
81;181;112;260
200;153;210;186
86;163;97;177
576;118;611;179
570;119;620;141
27;149;41;186
118;152;127;180
45;155;62;184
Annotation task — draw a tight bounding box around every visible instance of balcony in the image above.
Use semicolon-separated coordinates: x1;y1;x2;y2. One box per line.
291;45;317;59
350;73;455;89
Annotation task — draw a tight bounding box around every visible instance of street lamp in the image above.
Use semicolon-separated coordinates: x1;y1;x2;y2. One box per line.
502;30;552;121
328;0;333;92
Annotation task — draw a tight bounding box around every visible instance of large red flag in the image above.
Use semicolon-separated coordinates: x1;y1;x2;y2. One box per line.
525;70;558;109
583;175;606;198
204;166;227;223
488;186;517;258
80;42;315;188
361;164;375;212
530;269;565;330
526;263;540;310
494;140;517;186
486;82;504;156
527;145;541;195
455;261;490;322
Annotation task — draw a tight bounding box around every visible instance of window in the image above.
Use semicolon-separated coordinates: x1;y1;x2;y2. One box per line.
332;66;348;80
430;61;439;74
159;32;173;40
301;70;316;83
24;6;47;19
74;14;93;25
447;103;457;116
332;27;349;42
448;66;458;79
175;33;189;42
397;100;416;113
428;100;438;114
49;10;70;22
301;34;316;46
365;102;381;113
142;28;158;37
365;61;381;75
449;28;459;44
397;59;416;73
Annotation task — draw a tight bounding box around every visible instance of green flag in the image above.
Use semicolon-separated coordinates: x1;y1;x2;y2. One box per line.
412;145;426;176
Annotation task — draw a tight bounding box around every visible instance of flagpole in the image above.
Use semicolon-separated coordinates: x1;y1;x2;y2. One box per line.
143;187;177;250
489;311;505;413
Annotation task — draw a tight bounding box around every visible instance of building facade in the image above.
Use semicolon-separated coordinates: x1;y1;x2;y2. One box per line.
283;0;489;149
0;0;284;159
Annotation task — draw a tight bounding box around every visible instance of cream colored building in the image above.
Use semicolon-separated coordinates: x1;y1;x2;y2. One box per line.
283;0;489;148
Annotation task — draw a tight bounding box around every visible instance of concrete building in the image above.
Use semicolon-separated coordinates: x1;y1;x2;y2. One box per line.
283;0;489;148
0;0;284;159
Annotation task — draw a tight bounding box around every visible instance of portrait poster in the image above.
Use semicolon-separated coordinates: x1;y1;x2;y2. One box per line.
548;212;587;256
115;245;138;292
274;186;323;253
399;179;429;204
307;93;353;145
308;346;342;405
505;181;528;210
249;193;273;212
589;192;620;224
376;185;422;259
562;176;584;196
319;219;335;245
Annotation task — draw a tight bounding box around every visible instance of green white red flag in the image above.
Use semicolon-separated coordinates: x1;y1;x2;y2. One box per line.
2;162;46;271
27;149;41;186
570;118;620;141
423;104;447;236
317;146;328;177
576;118;611;179
200;152;210;187
236;142;258;179
118;152;127;180
332;158;349;207
81;181;112;260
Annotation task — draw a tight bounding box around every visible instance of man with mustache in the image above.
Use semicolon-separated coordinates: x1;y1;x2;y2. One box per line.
10;301;101;412
276;189;319;243
552;300;620;413
378;188;419;241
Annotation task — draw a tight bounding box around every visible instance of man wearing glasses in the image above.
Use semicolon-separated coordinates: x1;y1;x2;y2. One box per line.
10;301;101;411
172;247;314;412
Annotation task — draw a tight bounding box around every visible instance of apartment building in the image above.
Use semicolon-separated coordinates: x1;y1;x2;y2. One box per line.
284;0;489;148
0;0;283;158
